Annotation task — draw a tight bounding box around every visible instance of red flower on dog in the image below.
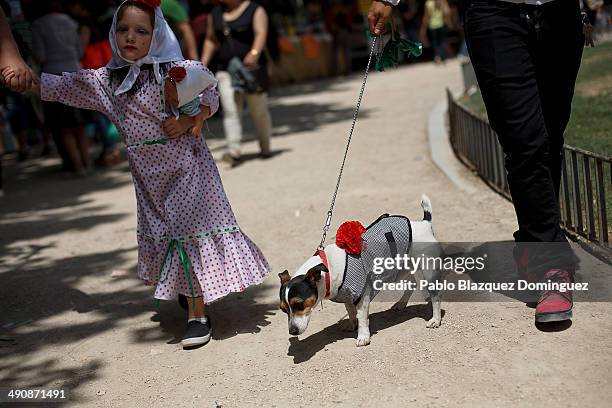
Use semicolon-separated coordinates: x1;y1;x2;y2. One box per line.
168;66;187;82
336;221;366;255
135;0;161;8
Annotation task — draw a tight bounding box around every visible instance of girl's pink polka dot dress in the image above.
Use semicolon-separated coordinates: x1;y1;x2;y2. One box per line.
41;60;270;304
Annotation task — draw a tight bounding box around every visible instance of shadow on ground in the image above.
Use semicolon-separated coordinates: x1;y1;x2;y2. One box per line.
0;246;277;402
0;156;277;402
287;303;442;364
0;77;378;400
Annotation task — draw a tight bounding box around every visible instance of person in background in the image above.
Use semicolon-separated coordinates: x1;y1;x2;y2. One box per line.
188;0;213;53
66;0;121;167
401;0;420;39
201;0;273;166
161;0;198;59
31;0;90;175
420;0;450;64
325;0;356;76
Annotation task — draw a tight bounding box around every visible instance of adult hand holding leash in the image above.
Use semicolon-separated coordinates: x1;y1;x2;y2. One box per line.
368;0;395;35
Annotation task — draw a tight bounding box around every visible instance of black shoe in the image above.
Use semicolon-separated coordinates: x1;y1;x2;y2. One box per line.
181;318;212;348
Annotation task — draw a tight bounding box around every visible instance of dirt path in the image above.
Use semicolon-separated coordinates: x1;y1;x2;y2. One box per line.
1;61;611;407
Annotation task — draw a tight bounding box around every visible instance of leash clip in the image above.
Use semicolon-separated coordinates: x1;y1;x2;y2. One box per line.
318;211;333;249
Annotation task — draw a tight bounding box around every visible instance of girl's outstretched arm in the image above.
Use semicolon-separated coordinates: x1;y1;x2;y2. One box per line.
40;69;114;118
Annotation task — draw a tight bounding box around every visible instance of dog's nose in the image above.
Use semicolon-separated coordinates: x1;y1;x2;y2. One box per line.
289;327;299;336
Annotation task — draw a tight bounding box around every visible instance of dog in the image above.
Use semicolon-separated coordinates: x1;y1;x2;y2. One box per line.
279;195;442;347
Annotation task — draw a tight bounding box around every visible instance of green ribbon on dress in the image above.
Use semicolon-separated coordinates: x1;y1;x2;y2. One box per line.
155;238;197;309
142;138;167;146
127;138;168;148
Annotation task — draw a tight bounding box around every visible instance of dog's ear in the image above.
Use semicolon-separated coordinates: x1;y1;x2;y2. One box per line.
305;263;327;286
279;270;291;285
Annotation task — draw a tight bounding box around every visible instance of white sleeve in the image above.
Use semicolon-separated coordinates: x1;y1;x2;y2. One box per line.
382;0;400;5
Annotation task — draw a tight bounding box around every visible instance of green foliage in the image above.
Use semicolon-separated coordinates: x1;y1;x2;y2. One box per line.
460;42;612;155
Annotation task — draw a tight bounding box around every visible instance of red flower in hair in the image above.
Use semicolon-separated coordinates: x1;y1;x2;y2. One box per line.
134;0;161;8
336;221;366;255
168;66;187;82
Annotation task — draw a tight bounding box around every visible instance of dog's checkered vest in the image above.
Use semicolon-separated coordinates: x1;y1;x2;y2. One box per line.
330;214;412;304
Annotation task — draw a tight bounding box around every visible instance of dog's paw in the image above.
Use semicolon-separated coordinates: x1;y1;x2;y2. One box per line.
355;334;371;347
391;301;407;311
426;318;441;328
340;319;357;332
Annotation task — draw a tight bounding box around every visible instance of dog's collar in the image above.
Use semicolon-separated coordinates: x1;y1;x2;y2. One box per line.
315;249;331;299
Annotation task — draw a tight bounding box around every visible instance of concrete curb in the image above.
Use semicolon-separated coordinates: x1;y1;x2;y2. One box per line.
427;95;479;194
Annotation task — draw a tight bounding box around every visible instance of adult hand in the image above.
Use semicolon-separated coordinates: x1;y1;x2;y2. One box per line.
243;52;259;68
0;58;37;92
368;0;394;35
162;114;195;138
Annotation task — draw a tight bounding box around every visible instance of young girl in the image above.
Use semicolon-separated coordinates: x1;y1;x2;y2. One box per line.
24;0;270;347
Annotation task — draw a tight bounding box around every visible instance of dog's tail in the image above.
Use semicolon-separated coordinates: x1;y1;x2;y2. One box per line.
421;194;432;222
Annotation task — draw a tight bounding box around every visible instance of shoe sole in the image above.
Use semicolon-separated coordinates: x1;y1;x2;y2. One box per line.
535;309;573;323
181;333;211;348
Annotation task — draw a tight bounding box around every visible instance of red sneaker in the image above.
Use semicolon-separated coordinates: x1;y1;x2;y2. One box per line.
535;269;573;323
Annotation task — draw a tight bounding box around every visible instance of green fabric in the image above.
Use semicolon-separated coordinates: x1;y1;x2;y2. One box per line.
156;239;197;308
108;122;121;142
142;138;167;146
138;225;241;243
372;34;423;72
127;138;168;148
161;0;189;36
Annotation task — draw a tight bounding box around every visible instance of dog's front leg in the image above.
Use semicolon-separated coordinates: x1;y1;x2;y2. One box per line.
340;302;358;331
355;294;371;347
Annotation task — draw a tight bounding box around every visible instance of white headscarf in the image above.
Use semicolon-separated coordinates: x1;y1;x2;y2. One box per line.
107;0;183;95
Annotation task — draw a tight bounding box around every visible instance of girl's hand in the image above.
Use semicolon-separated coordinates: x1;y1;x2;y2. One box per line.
163;114;195;138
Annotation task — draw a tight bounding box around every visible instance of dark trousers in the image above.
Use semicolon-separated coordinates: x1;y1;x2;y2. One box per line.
464;0;583;271
429;27;448;61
